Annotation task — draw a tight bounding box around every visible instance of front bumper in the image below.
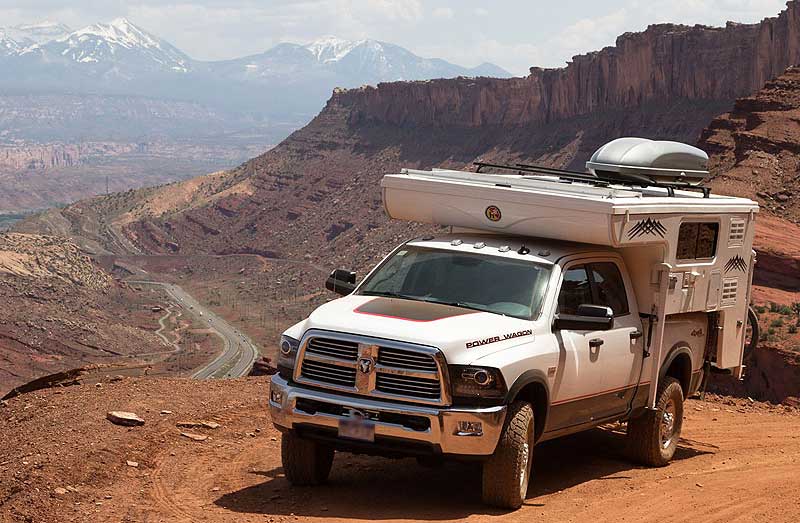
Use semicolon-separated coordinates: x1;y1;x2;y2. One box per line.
269;375;506;456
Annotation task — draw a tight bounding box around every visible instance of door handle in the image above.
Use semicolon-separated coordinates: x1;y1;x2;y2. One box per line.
630;330;643;340
589;338;604;349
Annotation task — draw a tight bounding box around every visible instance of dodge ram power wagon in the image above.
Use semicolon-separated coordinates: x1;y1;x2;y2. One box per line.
268;138;758;509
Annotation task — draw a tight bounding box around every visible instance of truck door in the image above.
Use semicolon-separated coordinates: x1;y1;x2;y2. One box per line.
551;260;643;428
585;261;644;418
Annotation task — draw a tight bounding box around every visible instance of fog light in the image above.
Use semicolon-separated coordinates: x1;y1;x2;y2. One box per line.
270;390;283;404
455;420;483;436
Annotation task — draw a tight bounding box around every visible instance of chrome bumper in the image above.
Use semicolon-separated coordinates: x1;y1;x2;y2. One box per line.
269;375;506;456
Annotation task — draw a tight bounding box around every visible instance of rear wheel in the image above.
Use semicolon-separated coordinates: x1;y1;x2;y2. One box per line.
627;376;684;466
481;401;534;509
281;431;334;485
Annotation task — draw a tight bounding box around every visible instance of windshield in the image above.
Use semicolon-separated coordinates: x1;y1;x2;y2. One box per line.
357;245;551;320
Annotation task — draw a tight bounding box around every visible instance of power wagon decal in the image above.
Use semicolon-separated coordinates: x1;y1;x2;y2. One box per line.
466;329;532;349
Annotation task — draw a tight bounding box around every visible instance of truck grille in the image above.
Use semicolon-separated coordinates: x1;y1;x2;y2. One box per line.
377;347;438;372
376;374;441;399
306;338;358;361
300;360;356;387
296;334;445;405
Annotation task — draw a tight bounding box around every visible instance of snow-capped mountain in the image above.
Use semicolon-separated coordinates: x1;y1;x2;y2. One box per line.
216;36;510;84
0;19;510;141
24;18;191;73
306;36;364;63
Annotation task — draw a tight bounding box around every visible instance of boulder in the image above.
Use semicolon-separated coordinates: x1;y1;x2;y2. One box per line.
106;411;145;427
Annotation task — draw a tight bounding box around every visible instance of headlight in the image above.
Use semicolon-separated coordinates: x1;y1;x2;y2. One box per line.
277;335;300;379
449;365;507;401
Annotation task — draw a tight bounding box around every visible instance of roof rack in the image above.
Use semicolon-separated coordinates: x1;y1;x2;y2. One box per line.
473;161;712;198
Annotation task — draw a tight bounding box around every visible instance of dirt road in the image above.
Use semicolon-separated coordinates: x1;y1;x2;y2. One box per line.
1;377;798;523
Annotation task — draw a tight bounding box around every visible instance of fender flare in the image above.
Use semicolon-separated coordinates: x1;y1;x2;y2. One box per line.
659;343;694;394
505;369;550;439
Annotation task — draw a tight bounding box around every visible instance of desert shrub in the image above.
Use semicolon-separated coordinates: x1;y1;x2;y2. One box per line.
754;305;767;314
789;325;798;334
771;318;784;328
768;327;777;335
769;302;780;313
778;305;794;316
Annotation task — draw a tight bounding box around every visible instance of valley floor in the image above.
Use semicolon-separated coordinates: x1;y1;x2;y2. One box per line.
1;377;798;523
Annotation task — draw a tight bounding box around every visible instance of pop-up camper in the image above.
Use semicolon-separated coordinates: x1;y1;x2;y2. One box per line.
271;137;759;509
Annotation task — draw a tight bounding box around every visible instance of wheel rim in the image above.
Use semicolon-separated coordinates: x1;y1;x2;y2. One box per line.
519;420;533;500
660;398;677;449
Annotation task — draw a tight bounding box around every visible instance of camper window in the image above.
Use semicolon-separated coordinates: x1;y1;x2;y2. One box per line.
677;222;719;260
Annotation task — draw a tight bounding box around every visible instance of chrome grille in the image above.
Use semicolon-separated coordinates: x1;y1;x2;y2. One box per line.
375;373;440;399
306;337;358;361
295;333;447;405
377;347;438;372
300;360;356;387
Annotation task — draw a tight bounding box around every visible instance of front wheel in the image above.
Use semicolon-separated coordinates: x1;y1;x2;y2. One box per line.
281;431;334;485
481;401;534;509
626;376;684;466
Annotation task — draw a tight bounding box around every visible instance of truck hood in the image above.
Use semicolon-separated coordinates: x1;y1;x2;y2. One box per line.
297;295;537;364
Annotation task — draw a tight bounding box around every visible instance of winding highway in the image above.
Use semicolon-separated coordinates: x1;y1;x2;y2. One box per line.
129;280;259;379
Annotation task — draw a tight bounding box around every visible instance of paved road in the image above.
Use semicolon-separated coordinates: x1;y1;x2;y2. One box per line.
129;280;259;379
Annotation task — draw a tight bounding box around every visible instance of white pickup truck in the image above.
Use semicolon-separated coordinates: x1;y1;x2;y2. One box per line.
269;138;758;509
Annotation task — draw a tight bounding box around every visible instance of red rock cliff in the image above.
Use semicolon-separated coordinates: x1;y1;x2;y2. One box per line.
334;1;800;127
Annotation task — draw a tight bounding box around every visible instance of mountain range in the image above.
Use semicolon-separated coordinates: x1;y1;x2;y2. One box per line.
0;18;509;141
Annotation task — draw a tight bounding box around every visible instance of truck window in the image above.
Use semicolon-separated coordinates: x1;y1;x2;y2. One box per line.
558;262;629;316
558;266;591;315
677;222;719;260
589;262;629;315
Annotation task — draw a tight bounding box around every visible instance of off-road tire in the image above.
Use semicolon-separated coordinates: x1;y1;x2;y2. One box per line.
627;376;684;466
481;401;534;509
281;431;334;485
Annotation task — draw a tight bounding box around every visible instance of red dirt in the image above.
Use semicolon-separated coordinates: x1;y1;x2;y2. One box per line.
1;377;798;523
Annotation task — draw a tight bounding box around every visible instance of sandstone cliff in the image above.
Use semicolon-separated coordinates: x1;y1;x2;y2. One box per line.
701;66;800;222
337;2;800;129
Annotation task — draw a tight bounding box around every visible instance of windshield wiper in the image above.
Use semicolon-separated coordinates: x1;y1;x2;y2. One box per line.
420;298;491;314
360;290;421;301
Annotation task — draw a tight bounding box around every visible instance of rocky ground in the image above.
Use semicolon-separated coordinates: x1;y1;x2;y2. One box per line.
0;377;798;523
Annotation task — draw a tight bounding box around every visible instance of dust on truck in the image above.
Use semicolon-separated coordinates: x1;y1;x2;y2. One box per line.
269;138;759;509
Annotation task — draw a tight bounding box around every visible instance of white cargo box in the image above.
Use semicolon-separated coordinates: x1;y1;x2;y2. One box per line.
382;168;757;247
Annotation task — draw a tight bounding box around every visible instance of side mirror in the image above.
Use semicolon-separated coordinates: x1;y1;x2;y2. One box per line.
325;269;356;296
553;304;613;331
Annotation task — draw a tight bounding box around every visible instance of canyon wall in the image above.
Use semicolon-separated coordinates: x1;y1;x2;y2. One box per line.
0;143;140;170
335;1;800;128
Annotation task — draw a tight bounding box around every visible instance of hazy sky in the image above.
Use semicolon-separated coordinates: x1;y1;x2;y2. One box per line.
0;0;787;75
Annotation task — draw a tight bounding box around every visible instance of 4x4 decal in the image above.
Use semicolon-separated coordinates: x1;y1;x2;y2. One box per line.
724;255;748;273
627;218;667;239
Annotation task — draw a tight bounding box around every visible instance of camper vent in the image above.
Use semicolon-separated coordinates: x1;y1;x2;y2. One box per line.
728;219;746;246
721;278;739;306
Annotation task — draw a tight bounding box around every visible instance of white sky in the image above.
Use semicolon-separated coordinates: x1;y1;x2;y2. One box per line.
0;0;787;75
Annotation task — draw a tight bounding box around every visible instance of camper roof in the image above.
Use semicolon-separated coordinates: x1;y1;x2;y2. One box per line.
396;168;756;214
